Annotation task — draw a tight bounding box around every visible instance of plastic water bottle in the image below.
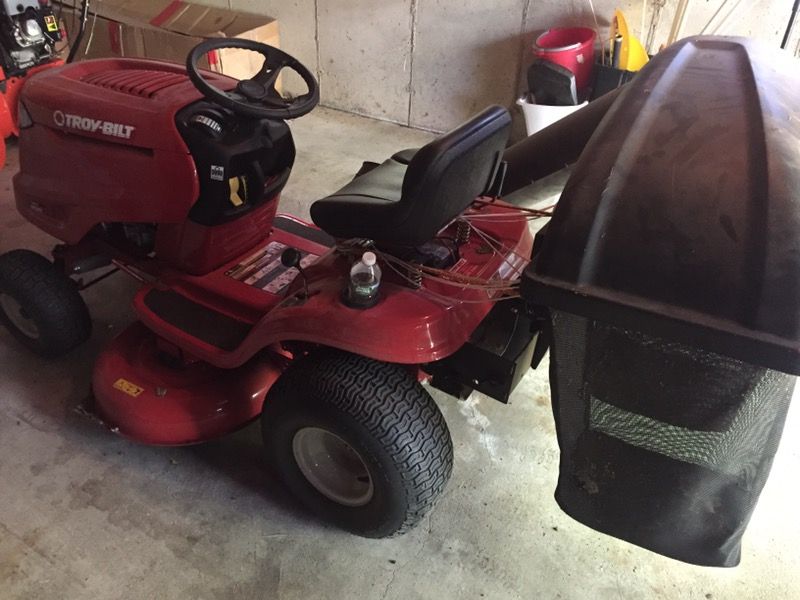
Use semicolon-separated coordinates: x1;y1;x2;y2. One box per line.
346;251;381;307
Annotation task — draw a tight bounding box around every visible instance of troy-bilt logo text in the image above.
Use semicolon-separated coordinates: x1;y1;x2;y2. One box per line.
53;110;135;139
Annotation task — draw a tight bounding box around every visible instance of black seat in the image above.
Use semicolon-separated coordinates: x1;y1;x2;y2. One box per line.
310;105;512;247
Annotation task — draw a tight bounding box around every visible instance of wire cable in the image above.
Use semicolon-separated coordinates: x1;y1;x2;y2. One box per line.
65;0;89;63
333;200;550;303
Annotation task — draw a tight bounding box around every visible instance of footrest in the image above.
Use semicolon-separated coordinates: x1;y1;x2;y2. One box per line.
142;288;252;352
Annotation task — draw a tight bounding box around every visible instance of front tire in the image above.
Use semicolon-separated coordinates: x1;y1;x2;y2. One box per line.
261;351;453;538
0;249;91;357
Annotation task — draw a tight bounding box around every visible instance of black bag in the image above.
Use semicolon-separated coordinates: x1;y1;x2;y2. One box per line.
548;311;794;567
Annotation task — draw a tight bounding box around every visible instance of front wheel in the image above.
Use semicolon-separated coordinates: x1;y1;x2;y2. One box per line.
261;351;453;538
0;249;91;357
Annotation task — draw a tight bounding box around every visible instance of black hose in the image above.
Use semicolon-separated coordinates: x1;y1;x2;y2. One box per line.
65;0;89;63
781;0;800;50
502;87;621;196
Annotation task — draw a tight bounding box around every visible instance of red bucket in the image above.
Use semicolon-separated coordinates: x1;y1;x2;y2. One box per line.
533;27;596;92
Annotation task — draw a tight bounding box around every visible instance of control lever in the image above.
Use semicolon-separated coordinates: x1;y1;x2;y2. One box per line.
281;248;309;298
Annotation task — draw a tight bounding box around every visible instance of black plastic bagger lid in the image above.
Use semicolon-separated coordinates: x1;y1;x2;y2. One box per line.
522;36;800;375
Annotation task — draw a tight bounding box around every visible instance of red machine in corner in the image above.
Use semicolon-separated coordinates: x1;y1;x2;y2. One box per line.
0;0;69;165
0;38;538;538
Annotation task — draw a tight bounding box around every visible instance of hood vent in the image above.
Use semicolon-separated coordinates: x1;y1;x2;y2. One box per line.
81;69;189;98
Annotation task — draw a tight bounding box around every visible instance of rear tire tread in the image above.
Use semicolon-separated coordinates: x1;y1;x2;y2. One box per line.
265;351;453;536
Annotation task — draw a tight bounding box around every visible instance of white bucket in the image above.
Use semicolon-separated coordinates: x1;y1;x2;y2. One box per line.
516;96;588;136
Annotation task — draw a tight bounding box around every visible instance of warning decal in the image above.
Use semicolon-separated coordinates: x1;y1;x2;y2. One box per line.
113;378;144;398
226;241;318;294
452;256;490;278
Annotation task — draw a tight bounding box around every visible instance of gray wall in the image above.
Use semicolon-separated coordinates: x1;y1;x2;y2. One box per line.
223;0;800;131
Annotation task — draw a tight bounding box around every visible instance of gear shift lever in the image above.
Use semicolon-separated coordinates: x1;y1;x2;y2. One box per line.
280;248;309;299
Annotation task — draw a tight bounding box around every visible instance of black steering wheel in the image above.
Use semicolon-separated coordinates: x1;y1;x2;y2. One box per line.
186;38;319;120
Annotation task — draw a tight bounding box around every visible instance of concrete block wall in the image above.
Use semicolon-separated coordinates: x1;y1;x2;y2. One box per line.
219;1;799;132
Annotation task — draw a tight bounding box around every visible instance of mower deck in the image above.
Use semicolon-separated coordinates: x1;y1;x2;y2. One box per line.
92;322;282;445
92;216;334;444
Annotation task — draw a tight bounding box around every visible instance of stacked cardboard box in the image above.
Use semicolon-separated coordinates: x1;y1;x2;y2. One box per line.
57;1;279;79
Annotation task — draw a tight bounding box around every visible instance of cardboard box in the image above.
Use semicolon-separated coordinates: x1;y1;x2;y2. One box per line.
57;1;279;82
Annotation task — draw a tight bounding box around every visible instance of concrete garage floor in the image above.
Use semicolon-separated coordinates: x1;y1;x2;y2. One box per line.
1;107;800;599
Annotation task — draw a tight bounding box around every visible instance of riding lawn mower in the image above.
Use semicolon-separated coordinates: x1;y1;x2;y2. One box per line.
0;33;798;567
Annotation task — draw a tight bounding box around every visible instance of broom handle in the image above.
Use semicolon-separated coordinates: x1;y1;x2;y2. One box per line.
667;0;690;45
781;0;800;49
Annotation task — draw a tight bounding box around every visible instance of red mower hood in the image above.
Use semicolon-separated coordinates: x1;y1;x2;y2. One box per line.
19;57;237;153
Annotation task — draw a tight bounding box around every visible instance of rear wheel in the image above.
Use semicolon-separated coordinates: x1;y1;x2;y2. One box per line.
261;351;453;538
0;249;91;357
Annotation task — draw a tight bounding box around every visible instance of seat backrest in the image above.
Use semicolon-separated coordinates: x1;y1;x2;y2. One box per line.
398;106;511;240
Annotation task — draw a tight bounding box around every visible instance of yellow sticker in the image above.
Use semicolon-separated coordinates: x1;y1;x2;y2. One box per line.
113;378;144;398
44;15;58;32
229;176;247;207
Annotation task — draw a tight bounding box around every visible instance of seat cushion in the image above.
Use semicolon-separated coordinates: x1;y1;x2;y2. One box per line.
391;148;418;164
329;155;408;205
310;106;510;246
309;152;415;243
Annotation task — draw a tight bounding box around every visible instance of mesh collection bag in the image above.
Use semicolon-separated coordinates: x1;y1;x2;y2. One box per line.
548;310;795;567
